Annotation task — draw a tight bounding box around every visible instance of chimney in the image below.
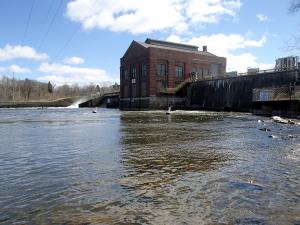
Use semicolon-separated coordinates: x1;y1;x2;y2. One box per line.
203;46;207;52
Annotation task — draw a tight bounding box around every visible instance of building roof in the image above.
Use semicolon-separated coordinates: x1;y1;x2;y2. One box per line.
136;39;218;57
145;38;199;51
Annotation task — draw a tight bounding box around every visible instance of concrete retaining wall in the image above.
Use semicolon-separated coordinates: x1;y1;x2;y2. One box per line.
188;70;298;112
120;96;186;110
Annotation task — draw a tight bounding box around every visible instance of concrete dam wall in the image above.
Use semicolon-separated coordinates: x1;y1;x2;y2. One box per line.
188;70;299;113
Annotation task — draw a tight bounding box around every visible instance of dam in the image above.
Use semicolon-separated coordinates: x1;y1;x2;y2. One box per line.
186;68;300;117
79;68;300;117
116;39;300;116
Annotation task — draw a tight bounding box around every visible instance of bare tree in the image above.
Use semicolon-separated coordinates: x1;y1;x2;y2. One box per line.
0;76;119;102
48;81;53;94
22;79;33;100
286;0;300;51
290;0;300;12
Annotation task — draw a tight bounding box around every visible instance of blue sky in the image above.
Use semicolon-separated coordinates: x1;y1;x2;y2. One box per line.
0;0;299;86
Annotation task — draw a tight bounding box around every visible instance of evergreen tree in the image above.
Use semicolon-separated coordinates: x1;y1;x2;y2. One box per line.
48;81;53;93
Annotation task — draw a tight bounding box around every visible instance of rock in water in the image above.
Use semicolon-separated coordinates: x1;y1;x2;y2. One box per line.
288;119;296;125
272;116;289;124
269;135;277;139
259;128;270;132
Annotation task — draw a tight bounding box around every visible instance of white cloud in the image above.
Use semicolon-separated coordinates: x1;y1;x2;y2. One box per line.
166;33;271;72
37;62;117;86
166;34;183;43
192;33;266;56
66;0;242;34
0;64;31;73
186;0;242;24
0;44;48;62
64;56;85;65
256;14;269;22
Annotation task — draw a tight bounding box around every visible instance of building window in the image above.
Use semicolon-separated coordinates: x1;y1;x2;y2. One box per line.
124;69;128;79
131;67;137;79
210;64;220;77
198;68;203;76
191;67;197;79
203;68;209;77
175;66;183;78
161;80;167;89
157;64;166;76
142;64;147;77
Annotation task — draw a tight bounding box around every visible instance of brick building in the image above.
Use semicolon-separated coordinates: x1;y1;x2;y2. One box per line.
120;38;226;109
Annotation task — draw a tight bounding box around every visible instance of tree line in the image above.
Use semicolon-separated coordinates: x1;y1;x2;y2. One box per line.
0;76;119;101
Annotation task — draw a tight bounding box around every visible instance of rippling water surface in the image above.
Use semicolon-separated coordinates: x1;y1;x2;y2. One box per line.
0;108;300;225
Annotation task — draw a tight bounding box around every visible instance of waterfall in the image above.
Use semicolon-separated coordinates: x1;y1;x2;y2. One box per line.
67;97;88;108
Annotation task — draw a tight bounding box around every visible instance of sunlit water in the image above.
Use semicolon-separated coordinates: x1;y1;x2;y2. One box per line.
0;108;299;225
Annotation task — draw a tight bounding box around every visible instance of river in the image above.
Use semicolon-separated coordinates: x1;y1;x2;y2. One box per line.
0;108;299;225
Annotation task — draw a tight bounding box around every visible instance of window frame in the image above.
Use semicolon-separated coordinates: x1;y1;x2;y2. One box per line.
157;64;167;76
203;68;209;77
124;69;129;80
131;67;137;79
175;65;184;78
142;64;147;77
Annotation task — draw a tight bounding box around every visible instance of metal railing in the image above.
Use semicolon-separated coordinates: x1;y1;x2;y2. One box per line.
253;85;300;102
238;66;299;77
159;65;300;95
191;65;299;82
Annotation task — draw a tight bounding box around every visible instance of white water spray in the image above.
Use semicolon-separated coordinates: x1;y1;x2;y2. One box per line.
67;97;88;108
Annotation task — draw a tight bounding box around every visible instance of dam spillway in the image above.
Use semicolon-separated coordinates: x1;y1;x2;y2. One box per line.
187;69;300;117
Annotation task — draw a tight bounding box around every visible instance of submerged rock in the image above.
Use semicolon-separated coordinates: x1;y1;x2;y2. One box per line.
235;217;266;225
259;127;270;132
269;135;277;139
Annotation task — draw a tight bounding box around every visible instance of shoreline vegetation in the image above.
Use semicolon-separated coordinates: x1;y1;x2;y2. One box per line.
0;76;119;107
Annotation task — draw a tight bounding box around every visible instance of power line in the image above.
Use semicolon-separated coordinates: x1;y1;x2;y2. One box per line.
40;0;57;34
26;0;64;70
36;0;65;51
53;25;81;61
21;0;36;45
25;0;80;69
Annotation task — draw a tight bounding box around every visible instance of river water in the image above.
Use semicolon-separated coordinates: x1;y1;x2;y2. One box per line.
0;108;299;225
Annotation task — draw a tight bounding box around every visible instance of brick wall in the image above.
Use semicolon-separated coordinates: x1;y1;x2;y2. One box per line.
120;41;149;98
120;41;226;100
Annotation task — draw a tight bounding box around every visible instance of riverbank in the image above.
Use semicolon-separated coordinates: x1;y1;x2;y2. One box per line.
0;97;77;108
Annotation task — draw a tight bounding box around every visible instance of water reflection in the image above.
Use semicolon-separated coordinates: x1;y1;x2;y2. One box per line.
0;109;300;224
117;112;234;224
120;111;231;174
